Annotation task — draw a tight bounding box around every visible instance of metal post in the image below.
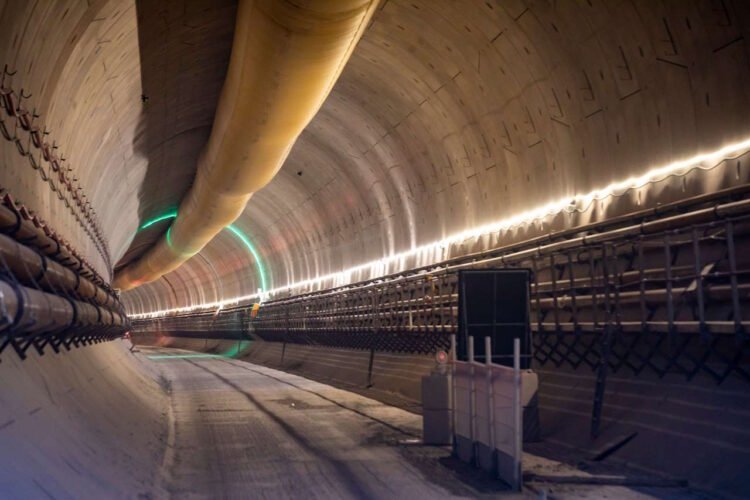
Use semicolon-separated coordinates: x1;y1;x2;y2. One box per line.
450;333;457;452
531;257;543;335
638;237;647;332
589;250;599;330
592;244;612;438
664;233;675;347
567;251;579;333
549;254;560;332
726;221;743;338
485;336;495;467
611;244;623;331
468;335;476;464
513;337;522;491
439;277;446;336
283;306;289;362
367;347;375;387
691;228;707;340
374;289;381;351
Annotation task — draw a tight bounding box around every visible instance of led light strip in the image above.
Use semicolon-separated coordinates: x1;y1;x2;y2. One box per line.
130;138;750;319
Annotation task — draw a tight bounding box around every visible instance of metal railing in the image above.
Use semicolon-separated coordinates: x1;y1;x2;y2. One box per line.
133;199;750;387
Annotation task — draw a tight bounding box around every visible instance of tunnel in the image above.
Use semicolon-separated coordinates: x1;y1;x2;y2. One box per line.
1;0;749;497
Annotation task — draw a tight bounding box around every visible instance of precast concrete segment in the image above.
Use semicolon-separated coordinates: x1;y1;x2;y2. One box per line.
121;0;750;315
3;1;750;312
113;0;381;291
0;341;168;498
147;348;474;499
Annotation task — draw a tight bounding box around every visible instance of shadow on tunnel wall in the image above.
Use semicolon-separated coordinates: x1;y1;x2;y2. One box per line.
115;0;237;272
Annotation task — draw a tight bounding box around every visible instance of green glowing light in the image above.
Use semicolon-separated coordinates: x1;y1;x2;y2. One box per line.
139;211;178;230
137;212;267;293
225;225;268;293
146;341;250;360
146;353;222;360
221;340;251;358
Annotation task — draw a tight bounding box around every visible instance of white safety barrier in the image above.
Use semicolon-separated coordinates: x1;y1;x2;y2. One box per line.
451;335;522;491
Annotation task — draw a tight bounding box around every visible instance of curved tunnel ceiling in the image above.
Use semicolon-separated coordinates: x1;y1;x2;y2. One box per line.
1;1;749;315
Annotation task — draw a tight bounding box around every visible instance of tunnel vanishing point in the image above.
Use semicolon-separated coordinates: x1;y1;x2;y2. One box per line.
1;0;750;498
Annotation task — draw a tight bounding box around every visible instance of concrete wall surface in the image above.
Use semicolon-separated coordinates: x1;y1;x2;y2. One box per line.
536;366;750;498
120;0;750;314
3;0;741;315
0;341;168;498
135;334;435;405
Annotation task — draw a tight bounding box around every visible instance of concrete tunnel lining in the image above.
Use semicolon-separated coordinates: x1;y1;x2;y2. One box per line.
3;1;750;313
0;342;167;498
1;0;750;497
120;0;750;315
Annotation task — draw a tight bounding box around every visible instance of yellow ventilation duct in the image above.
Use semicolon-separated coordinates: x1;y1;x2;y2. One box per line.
114;0;379;290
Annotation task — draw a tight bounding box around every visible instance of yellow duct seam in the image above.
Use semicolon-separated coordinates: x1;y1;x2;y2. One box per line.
114;0;380;290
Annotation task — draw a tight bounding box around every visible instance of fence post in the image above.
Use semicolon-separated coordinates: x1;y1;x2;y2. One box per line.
468;335;476;464
513;337;522;491
450;333;457;452
485;336;495;470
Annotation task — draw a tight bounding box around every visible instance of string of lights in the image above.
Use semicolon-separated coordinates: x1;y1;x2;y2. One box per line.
129;137;750;319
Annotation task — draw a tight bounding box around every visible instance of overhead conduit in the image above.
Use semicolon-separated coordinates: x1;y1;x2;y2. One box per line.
114;0;380;291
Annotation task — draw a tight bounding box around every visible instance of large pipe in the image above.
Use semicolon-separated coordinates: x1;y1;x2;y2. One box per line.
114;0;380;291
0;201;111;289
0;279;127;341
0;232;117;308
